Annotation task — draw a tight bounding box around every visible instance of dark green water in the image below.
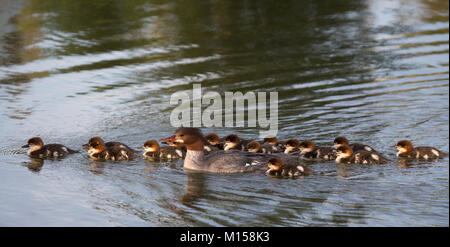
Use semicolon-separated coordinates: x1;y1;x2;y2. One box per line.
0;0;448;226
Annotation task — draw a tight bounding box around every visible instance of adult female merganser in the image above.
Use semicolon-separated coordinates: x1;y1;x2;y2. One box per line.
138;140;185;160
393;140;447;160
160;127;305;173
335;145;390;164
83;137;136;161
22;137;78;158
266;157;312;177
299;140;336;160
333;136;378;153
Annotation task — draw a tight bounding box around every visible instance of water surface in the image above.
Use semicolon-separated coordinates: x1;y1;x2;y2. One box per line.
0;0;448;226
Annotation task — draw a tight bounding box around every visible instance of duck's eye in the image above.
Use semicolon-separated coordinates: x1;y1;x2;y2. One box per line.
180;134;184;137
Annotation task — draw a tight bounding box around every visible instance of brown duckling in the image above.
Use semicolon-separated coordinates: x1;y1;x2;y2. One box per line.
393;140;447;160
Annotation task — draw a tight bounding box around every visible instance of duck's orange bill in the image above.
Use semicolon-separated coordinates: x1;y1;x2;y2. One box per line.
160;136;176;142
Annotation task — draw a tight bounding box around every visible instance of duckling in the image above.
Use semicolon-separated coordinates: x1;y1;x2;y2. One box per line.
393;140;447;160
246;141;262;153
22;137;78;158
333;136;379;153
299;140;336;160
223;134;253;151
138;140;185;160
284;139;301;154
84;137;136;161
263;136;286;152
266;157;312;177
205;132;224;149
335;145;390;164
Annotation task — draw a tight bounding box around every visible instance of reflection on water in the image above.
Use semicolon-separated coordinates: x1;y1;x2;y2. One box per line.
0;0;448;226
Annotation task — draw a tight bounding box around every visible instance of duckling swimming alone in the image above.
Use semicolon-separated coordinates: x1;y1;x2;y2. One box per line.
22;137;78;158
299;140;336;160
335;145;390;164
84;137;136;161
138;140;185;160
394;140;447;160
266;157;312;177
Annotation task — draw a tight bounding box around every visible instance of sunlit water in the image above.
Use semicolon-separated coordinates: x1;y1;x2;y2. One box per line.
0;0;448;226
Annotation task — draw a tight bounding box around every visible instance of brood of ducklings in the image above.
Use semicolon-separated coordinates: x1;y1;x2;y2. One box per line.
394;140;447;160
266;157;312;177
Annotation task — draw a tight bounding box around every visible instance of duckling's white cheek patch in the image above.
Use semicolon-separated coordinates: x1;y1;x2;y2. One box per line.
176;150;183;157
204;146;212;152
423;154;428;160
62;147;68;153
364;146;373;152
297;166;304;172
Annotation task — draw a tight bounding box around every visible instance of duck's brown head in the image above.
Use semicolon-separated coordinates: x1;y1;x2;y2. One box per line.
267;157;283;171
394;140;414;154
284;139;300;154
336;145;353;159
299;140;315;154
86;136;106;155
160;127;205;151
22;137;44;151
205;133;220;145
224;134;241;150
334;136;349;148
264;136;278;145
138;140;160;152
246;141;261;153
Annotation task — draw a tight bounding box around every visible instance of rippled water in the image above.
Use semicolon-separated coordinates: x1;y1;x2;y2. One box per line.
0;0;448;226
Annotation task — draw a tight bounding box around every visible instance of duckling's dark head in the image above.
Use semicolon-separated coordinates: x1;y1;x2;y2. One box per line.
87;136;106;154
264;136;278;145
336;145;353;158
205;133;220;145
22;137;44;149
246;141;261;153
334;136;349;147
139;140;160;152
267;157;283;171
395;140;414;154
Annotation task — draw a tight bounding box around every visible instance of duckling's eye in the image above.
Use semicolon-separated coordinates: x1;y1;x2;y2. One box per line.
180;134;184;137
